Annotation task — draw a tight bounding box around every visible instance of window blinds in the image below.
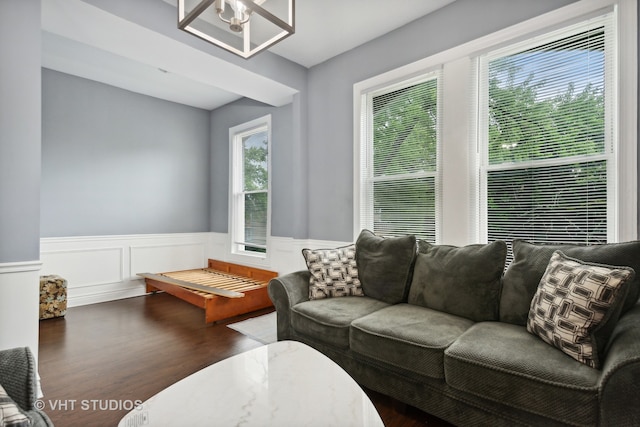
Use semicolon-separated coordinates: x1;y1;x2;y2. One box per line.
482;14;614;252
239;129;268;252
361;75;440;241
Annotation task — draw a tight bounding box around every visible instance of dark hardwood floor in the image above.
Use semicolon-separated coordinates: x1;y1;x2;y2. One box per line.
38;293;453;427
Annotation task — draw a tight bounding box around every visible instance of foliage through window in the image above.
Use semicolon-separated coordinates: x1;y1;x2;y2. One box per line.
356;3;633;248
230;117;270;256
360;75;439;241
480;17;613;254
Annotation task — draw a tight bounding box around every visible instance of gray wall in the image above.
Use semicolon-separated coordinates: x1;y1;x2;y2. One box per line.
305;0;580;242
79;0;595;245
38;0;635;244
82;0;308;96
0;0;41;262
81;0;309;239
41;69;210;237
209;98;301;238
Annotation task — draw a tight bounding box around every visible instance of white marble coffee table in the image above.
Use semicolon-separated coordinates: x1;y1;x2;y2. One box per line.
118;340;383;427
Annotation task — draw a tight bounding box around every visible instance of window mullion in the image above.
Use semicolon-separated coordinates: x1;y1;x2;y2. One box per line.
370;171;436;182
484;153;608;172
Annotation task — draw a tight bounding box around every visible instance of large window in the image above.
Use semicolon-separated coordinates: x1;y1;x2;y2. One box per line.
355;0;635;247
479;16;614;253
229;116;271;258
359;74;440;241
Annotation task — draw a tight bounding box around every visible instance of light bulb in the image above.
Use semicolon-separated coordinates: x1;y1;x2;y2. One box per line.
231;0;246;14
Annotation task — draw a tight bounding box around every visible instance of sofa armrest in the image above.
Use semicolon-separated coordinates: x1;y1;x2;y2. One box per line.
598;303;640;426
268;270;310;340
0;347;38;411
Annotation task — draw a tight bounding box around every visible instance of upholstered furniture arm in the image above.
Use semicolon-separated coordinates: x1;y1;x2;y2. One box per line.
0;347;38;411
268;271;310;340
599;303;640;426
0;347;54;427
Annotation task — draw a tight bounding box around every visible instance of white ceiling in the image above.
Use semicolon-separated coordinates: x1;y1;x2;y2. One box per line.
41;0;456;110
160;0;458;68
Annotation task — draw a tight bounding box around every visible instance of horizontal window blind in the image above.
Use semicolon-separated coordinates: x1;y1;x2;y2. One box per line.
481;14;614;259
487;160;607;244
373;177;436;239
241;130;268;253
361;75;440;241
231;120;269;256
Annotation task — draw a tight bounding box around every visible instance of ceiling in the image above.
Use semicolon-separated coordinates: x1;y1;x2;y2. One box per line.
42;0;456;110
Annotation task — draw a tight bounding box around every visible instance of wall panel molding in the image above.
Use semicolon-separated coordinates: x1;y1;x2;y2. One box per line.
41;247;124;288
130;242;206;277
40;233;213;307
39;232;353;307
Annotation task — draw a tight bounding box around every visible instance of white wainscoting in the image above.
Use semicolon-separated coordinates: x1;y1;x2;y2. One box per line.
208;233;352;275
0;261;41;357
40;233;353;307
40;233;212;307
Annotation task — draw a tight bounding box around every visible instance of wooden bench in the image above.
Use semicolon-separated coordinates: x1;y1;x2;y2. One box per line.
139;259;278;323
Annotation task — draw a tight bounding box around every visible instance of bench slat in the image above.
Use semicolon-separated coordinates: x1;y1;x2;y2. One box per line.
138;273;245;298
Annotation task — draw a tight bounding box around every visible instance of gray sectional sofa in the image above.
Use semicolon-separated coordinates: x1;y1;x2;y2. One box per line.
267;230;640;426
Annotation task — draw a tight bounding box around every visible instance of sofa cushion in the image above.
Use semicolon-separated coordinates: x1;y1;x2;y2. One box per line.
408;240;507;322
291;297;389;349
527;251;633;369
351;304;474;379
445;322;601;426
355;230;417;304
302;245;364;300
501;239;640;325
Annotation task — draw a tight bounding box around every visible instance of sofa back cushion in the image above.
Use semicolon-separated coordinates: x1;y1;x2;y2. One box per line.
408;240;507;322
500;239;640;325
355;230;417;304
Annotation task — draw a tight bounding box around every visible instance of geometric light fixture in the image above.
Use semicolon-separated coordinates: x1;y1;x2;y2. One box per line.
177;0;295;59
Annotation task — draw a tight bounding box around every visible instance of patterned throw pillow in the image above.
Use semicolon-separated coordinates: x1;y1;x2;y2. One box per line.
302;245;364;300
0;384;30;427
527;251;634;368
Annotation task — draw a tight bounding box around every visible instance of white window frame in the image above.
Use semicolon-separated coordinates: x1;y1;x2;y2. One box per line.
358;71;442;242
228;115;272;263
477;13;617;245
354;0;636;245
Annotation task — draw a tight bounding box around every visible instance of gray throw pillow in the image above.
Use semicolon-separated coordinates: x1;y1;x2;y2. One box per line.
501;239;640;326
355;230;417;304
408;240;507;322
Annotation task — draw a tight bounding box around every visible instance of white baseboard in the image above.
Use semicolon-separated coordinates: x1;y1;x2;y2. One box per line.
39;233;354;307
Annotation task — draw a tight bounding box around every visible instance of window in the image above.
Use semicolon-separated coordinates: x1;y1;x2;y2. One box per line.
229;116;271;258
355;0;635;247
358;73;440;241
478;15;615;254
